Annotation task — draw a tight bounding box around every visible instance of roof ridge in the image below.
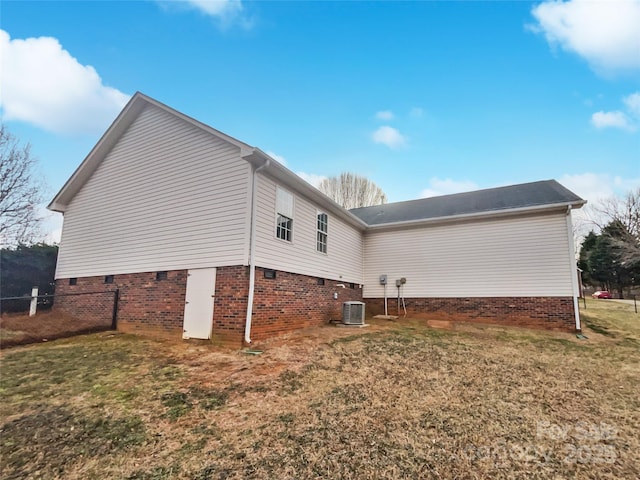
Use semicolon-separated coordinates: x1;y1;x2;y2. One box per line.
350;179;558;213
349;179;585;226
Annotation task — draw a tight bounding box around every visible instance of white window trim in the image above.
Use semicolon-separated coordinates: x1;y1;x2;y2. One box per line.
275;212;294;243
316;211;328;255
275;186;295;243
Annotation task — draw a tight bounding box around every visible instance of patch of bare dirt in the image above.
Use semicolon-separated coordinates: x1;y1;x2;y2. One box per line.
155;321;391;390
136;317;620;394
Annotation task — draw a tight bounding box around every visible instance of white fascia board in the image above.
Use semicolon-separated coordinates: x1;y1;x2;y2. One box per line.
365;200;588;232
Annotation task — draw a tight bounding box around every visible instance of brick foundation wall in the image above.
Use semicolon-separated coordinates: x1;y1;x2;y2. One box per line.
51;288;117;330
211;266;364;344
55;266;364;345
55;269;576;343
249;268;363;341
365;296;577;331
211;266;249;345
55;270;188;335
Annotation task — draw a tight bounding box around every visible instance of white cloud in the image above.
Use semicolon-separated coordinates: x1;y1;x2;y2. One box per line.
590;91;640;131
560;173;640;206
530;0;640;74
296;172;327;188
41;208;63;244
183;0;242;17
0;30;129;135
410;107;424;118
559;173;640;238
560;173;618;204
375;110;394;120
266;151;287;166
372;126;407;149
590;111;635;131
157;0;250;27
623;92;640;117
420;177;479;198
45;227;62;245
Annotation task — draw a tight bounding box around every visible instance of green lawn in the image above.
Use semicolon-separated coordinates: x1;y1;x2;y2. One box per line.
1;301;638;479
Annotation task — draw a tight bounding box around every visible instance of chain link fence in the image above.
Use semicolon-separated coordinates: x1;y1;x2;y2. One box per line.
0;290;119;348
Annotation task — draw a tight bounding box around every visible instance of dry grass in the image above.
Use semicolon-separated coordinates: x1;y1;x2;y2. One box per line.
580;298;640;344
1;302;638;479
0;310;111;348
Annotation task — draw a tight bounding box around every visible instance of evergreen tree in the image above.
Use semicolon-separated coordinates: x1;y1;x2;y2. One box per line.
0;243;58;312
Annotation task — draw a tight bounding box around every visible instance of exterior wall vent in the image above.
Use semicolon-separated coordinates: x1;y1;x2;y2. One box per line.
342;301;365;325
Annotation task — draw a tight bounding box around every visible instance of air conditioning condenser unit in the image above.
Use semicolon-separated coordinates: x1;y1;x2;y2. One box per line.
342;301;365;325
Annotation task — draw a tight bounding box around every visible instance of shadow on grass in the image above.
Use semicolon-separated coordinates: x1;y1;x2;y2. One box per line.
583;317;614;337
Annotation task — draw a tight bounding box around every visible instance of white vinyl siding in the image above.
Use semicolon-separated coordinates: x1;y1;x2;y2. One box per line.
55;104;251;278
363;212;573;298
254;174;363;283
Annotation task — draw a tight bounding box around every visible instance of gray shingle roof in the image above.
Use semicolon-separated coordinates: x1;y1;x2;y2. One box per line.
349;180;585;226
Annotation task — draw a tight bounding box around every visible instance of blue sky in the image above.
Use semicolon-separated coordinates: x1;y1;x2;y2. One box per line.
1;0;639;241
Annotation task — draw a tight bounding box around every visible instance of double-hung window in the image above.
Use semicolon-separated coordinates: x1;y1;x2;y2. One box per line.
317;212;328;253
276;214;292;241
276;187;294;242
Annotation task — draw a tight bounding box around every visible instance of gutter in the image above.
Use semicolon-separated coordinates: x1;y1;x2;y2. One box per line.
566;205;581;331
244;157;270;344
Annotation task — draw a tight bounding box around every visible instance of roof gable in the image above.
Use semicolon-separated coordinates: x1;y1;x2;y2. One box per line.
47;92;254;213
349;180;586;227
48;92;368;229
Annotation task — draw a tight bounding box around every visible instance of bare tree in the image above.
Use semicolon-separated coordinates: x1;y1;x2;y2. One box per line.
589;189;640;264
0;125;44;245
318;172;387;209
579;189;640;296
589;187;640;238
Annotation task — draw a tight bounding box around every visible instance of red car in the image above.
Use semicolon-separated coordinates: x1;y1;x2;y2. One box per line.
592;291;612;299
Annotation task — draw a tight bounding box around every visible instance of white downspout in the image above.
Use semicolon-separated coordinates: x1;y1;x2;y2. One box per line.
244;158;270;344
566;206;581;331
